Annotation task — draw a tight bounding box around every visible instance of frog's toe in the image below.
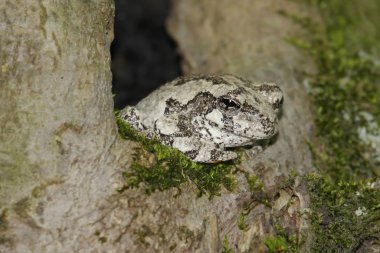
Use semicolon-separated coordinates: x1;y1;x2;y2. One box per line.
119;107;147;132
210;150;237;163
120;106;136;120
191;149;237;163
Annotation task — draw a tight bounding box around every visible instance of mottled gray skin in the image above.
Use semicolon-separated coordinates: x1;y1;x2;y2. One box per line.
120;74;283;163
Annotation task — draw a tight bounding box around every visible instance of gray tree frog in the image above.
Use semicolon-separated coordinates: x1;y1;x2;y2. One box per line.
120;74;283;163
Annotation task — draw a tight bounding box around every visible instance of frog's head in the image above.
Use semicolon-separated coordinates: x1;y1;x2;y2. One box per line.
204;78;283;141
167;74;283;142
250;83;283;114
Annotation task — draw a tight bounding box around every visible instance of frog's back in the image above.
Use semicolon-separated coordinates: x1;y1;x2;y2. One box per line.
134;75;247;127
136;77;211;121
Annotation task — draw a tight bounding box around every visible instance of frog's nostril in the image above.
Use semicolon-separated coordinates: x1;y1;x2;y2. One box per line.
273;96;284;110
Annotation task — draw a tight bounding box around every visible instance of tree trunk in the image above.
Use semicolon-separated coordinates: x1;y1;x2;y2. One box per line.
1;0;317;252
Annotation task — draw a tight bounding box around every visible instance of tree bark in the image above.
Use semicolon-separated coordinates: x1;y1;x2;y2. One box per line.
0;1;122;252
167;1;317;250
1;0;317;252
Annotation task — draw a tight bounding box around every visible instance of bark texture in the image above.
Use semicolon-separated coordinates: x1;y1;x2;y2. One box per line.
1;0;317;252
168;0;316;175
166;1;318;251
0;1;123;252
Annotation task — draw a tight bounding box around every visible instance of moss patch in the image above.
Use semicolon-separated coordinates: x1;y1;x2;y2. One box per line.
237;211;249;231
284;11;380;180
283;1;380;251
222;235;235;253
116;113;238;198
307;174;380;252
307;0;380;56
0;210;7;231
264;224;301;253
236;173;271;232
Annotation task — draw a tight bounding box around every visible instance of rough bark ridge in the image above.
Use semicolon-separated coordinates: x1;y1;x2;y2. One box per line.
1;0;316;252
0;1;122;252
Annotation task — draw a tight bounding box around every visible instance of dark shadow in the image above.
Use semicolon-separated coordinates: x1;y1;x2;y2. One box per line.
111;0;182;109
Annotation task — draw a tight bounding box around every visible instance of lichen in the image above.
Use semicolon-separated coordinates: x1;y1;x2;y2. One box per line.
115;112;238;198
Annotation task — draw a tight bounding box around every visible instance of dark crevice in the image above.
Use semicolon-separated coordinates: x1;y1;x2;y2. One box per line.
111;0;182;109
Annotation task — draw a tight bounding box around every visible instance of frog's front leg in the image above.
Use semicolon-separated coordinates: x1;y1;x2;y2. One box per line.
119;106;149;133
170;137;237;163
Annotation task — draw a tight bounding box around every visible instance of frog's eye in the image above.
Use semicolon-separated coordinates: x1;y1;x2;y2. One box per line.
218;96;241;111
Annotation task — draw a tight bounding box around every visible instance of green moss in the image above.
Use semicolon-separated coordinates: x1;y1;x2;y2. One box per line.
222;235;235;253
264;224;301;253
245;173;270;207
264;236;287;253
282;1;380;252
237;211;249;231
116;113;238;198
307;0;380;56
237;173;271;231
246;174;264;193
284;10;380;180
307;174;380;252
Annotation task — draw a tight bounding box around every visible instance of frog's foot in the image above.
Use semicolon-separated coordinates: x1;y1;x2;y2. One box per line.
200;149;238;163
119;106;147;132
250;145;264;155
185;148;237;163
171;137;237;163
244;145;265;160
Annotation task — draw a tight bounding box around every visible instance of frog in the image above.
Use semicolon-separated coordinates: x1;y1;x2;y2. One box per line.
119;74;283;163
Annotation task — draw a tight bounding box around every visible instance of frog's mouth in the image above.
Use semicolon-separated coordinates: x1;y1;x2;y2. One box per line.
224;118;278;140
204;107;278;144
217;124;271;146
222;134;252;147
224;138;272;148
222;127;277;148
